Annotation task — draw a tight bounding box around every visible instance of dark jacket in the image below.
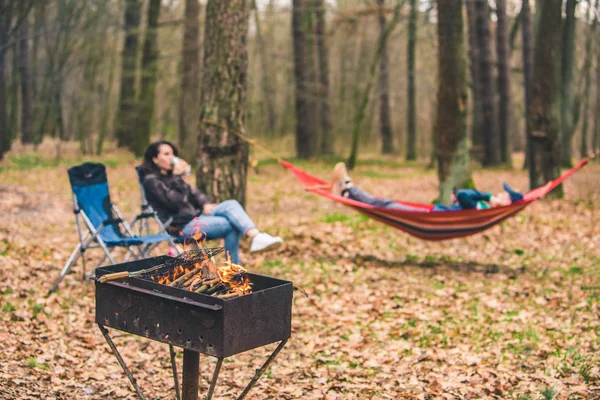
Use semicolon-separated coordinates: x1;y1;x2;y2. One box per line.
143;172;211;230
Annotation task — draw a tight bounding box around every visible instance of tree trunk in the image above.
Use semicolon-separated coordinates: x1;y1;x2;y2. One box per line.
465;0;483;163
197;0;250;206
252;0;277;137
97;46;117;155
594;22;600;155
376;0;394;155
435;0;472;204
496;0;512;165
19;5;33;145
179;0;200;160
315;0;333;155
528;0;563;195
347;0;402;170
560;0;578;167
475;0;500;166
406;0;417;160
0;1;10;160
8;41;19;146
134;0;161;157
578;0;596;158
115;0;142;152
509;8;522;57
292;0;319;158
521;0;534;169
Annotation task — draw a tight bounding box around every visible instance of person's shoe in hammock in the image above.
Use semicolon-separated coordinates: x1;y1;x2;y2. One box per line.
503;183;524;202
331;162;353;197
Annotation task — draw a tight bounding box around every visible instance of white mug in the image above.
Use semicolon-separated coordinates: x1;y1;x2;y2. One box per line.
171;156;191;176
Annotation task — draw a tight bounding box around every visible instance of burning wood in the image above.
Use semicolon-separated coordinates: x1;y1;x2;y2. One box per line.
151;257;253;298
96;247;224;284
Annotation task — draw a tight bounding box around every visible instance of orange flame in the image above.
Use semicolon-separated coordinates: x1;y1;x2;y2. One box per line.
150;249;253;296
217;258;252;295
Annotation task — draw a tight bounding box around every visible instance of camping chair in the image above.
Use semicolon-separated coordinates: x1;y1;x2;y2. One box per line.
134;166;225;249
130;166;184;241
49;162;176;294
132;166;187;243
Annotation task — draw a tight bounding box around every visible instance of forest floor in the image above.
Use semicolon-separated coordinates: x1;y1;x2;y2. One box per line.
0;146;599;400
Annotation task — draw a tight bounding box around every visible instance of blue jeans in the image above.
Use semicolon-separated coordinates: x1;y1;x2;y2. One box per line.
344;187;426;212
180;200;256;264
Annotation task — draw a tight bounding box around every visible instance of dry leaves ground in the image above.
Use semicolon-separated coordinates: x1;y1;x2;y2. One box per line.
0;147;599;400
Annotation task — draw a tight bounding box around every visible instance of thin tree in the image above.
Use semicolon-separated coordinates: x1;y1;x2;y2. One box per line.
521;0;534;169
465;0;483;162
579;0;597;158
496;0;512;165
97;45;117;155
315;0;333;154
115;0;142;152
134;0;161;157
179;0;200;160
528;0;563;195
475;0;500;166
197;0;250;205
347;0;404;170
406;0;418;160
376;0;394;155
0;0;10;160
594;16;600;155
560;0;578;167
252;0;277;137
292;0;319;158
19;3;33;145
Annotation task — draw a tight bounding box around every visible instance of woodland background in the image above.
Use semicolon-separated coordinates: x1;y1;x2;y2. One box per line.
0;0;599;399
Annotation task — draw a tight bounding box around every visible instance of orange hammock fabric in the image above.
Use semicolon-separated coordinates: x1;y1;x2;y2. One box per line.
281;159;589;241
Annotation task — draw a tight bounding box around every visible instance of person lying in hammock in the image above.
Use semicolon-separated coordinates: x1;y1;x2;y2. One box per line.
331;162;524;212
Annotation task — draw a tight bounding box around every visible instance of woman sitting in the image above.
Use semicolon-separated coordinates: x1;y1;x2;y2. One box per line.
140;140;283;264
331;162;523;212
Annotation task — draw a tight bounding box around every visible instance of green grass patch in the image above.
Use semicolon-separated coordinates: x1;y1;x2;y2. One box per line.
318;212;368;227
540;385;556;400
2;301;16;313
357;170;405;180
0;152;133;172
26;357;50;370
567;265;583;275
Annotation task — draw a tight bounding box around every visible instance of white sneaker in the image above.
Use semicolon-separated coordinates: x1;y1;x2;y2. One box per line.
250;232;283;253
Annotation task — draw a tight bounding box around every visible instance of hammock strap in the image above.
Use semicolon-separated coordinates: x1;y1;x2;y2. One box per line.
201;119;285;164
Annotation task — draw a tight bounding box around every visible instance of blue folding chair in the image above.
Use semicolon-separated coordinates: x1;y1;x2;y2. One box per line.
49;162;176;293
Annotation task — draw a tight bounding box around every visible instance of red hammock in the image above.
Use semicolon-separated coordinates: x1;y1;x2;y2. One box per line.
281;159;589;241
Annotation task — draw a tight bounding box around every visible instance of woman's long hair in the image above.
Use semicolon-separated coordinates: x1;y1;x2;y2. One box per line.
140;140;179;176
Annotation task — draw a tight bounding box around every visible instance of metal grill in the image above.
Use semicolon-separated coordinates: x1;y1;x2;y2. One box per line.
95;255;293;400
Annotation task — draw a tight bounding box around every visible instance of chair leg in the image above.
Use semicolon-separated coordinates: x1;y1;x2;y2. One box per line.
81;250;87;280
48;243;83;294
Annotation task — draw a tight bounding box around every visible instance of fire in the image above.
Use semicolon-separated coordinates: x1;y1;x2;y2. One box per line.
150;223;209;285
150;251;253;297
153;264;195;285
217;258;252;295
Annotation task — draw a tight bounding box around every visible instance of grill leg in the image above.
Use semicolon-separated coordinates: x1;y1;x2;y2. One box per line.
236;339;288;400
206;358;223;400
169;345;181;400
182;350;200;400
98;324;147;400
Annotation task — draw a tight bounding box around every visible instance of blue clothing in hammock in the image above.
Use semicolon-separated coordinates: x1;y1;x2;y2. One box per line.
344;186;522;212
